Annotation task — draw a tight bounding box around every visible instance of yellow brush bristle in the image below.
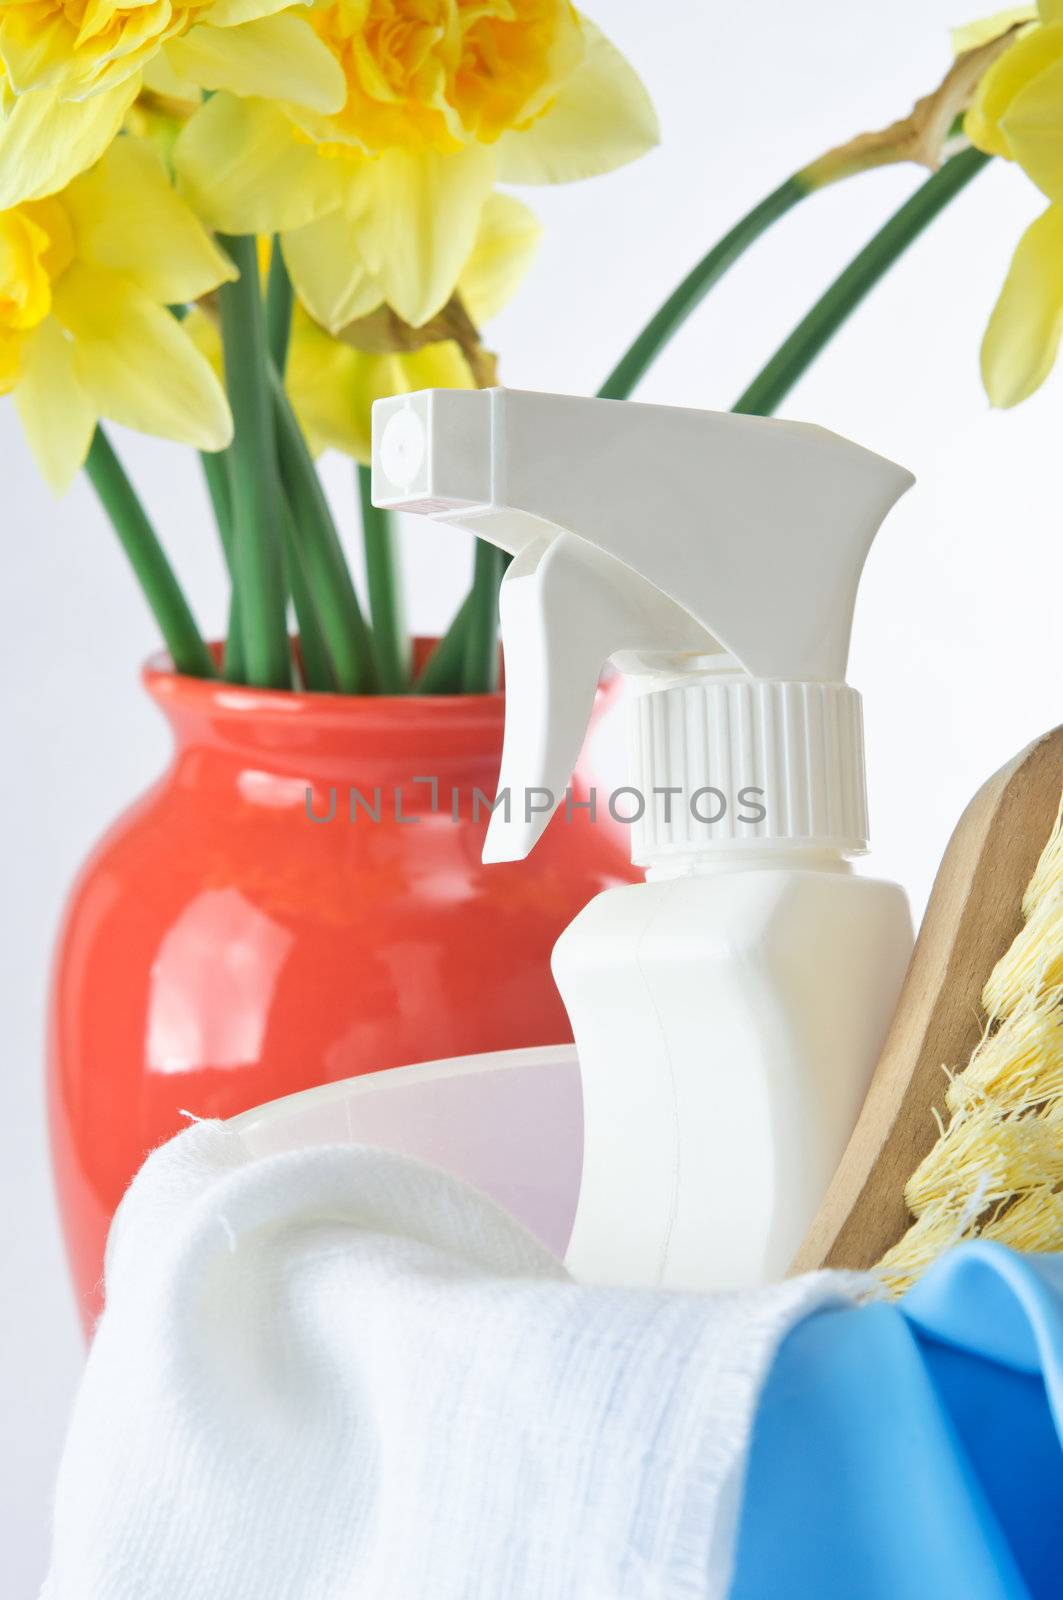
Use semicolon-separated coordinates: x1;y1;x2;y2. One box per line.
876;794;1063;1297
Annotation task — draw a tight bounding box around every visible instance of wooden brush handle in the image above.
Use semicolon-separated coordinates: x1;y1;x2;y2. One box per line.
791;724;1063;1275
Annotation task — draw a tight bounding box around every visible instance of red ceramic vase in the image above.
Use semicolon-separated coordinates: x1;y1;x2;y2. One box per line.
48;643;636;1331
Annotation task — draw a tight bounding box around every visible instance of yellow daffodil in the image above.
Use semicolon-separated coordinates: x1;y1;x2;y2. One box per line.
186;190;540;459
0;0;347;209
291;190;541;457
2;134;235;490
962;3;1063;403
174;2;657;330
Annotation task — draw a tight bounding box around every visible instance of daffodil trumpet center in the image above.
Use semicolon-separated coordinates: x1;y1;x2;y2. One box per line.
0;0;210;98
0;197;72;391
300;0;584;155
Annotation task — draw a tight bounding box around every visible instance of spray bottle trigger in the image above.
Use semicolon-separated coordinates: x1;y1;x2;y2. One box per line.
483;535;604;863
483;534;714;864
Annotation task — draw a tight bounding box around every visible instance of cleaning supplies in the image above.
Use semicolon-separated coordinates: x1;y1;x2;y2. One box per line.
372;387;916;1292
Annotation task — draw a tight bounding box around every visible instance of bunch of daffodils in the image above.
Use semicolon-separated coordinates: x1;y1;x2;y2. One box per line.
4;7;1057;700
1;0;657;692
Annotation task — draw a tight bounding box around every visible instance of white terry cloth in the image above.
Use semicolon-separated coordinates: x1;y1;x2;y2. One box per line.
43;1121;864;1600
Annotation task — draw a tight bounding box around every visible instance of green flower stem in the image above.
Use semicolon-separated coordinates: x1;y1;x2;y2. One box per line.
462;541;505;693
598;173;812;401
200;446;233;556
265;247;355;692
734;147;991;416
358;463;408;692
85;428;216;679
217;233;292;689
199;448;245;680
174;303;241;677
221;592;245;682
414;592;472;693
265;238;294;375
281;494;337;692
269;364;378;694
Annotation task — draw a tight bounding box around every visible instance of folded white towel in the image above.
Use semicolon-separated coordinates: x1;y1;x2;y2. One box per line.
43;1122;862;1600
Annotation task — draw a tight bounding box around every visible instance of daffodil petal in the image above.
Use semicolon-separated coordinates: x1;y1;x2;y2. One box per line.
495;19;658;185
64;135;237;302
286;320;472;462
0;8;78;96
0;77;138;207
349;143;495;327
165;13;345;114
175;92;348;232
981;202;1063;405
1000;45;1063;198
13;315;97;492
286;318;375;458
965;20;1063;159
952;8;1036;54
182;305;223;376
53;264;233;448
142;48;197;96
458;192;540;325
206;0;301;28
282;207;384;333
396;338;477;391
1039;0;1063;22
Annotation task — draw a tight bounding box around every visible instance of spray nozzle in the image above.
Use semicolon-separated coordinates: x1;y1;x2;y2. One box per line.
372;389;913;864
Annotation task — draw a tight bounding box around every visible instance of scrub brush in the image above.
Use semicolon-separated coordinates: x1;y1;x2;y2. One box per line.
876;792;1063;1294
792;726;1063;1282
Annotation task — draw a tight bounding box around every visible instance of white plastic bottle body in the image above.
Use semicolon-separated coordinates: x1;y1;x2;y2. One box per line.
555;864;913;1292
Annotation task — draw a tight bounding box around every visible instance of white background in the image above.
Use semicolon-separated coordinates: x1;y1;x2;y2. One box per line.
2;1;1061;1589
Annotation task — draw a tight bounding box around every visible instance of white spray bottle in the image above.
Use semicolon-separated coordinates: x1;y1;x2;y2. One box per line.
372;388;915;1292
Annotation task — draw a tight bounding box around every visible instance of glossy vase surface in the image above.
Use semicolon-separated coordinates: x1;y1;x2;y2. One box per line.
48;645;635;1329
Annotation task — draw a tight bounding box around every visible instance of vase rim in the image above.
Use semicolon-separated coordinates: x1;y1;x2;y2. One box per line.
142;637;509;732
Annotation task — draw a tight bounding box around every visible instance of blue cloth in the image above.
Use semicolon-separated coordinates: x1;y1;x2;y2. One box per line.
731;1244;1063;1598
